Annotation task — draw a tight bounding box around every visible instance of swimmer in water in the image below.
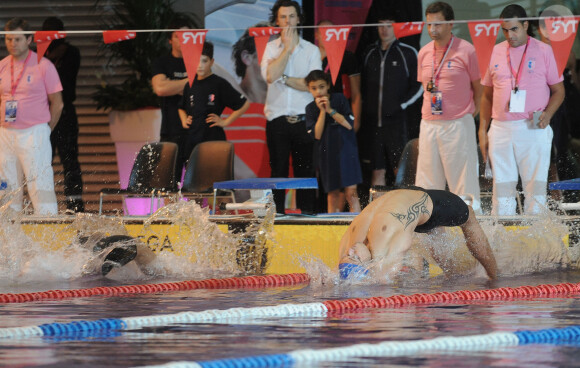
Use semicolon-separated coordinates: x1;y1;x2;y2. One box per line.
79;234;157;279
338;186;498;281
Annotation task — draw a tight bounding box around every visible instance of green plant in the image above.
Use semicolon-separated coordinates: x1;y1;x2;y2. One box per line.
92;0;199;111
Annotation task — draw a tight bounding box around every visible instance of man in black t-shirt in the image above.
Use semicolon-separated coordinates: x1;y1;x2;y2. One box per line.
177;42;250;177
152;17;193;184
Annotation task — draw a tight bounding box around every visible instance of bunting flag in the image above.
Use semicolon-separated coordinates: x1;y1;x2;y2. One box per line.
178;30;208;87
319;26;351;85
314;0;372;53
392;22;424;39
468;21;501;79
544;16;580;76
103;30;136;44
34;31;66;62
249;27;280;65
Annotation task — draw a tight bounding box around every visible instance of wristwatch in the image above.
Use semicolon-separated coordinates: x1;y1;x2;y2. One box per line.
329;109;337;117
282;74;288;85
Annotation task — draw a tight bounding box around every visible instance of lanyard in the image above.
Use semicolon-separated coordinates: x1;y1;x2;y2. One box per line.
10;51;31;98
507;36;529;92
431;36;454;87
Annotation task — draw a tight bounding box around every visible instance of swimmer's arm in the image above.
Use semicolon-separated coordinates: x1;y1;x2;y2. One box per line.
460;207;498;280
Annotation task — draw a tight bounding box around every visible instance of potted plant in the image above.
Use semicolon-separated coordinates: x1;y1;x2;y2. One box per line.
92;0;198;191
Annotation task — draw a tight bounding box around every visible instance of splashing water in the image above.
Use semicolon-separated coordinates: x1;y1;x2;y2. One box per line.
0;196;278;283
411;212;572;278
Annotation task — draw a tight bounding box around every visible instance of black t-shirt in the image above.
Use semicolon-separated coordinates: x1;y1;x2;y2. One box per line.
152;54;188;136
46;40;80;105
178;73;247;139
322;50;360;97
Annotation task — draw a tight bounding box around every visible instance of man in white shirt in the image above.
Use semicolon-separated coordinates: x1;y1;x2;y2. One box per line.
261;0;322;214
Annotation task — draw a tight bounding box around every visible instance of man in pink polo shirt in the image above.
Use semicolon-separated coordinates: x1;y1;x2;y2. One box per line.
480;4;564;215
415;2;482;214
0;18;63;215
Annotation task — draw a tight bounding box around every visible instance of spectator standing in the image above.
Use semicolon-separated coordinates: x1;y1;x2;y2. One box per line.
315;20;362;132
305;70;362;213
42;17;84;213
151;16;193;185
362;14;422;187
415;2;482;213
261;0;321;214
0;18;63;215
177;42;250;164
315;20;363;211
479;4;564;215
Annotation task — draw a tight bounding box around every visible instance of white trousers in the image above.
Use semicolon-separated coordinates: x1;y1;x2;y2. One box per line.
488;119;552;215
415;113;481;212
0;124;58;215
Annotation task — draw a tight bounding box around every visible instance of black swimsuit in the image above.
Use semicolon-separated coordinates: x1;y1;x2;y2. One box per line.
410;187;470;233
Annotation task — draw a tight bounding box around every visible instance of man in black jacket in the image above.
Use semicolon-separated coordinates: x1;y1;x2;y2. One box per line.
361;13;423;188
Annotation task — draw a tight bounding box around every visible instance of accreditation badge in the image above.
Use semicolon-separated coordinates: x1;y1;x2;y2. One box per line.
509;89;526;113
5;100;17;123
430;91;443;115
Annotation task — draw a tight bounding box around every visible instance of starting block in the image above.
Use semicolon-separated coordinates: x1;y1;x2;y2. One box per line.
213;178;318;216
549;179;580;210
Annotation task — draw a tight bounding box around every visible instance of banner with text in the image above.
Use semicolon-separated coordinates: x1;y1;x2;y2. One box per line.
319;26;352;85
102;30;136;44
314;0;372;52
392;22;424;39
468;21;501;79
545;17;580;76
179;30;208;87
34;31;66;62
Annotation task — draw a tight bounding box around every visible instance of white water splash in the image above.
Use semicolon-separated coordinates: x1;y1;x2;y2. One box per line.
0;198;277;283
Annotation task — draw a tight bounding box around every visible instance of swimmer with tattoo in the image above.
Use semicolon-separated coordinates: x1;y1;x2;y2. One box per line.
338;186;498;281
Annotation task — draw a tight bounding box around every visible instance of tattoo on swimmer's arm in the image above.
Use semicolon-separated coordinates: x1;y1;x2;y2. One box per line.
390;212;406;225
389;194;431;229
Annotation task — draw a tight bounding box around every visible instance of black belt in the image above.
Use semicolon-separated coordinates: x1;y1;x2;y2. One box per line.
275;114;305;124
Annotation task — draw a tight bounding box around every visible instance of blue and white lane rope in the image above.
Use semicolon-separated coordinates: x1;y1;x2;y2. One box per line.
142;326;580;368
0;303;328;339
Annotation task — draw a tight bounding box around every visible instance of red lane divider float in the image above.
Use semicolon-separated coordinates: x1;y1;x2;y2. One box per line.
322;282;580;311
1;276;578;309
0;273;310;303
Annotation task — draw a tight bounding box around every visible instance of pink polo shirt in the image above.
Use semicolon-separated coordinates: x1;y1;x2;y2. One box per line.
481;37;562;122
0;51;62;129
418;37;480;121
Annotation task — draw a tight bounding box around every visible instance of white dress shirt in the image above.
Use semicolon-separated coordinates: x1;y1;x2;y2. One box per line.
260;37;321;121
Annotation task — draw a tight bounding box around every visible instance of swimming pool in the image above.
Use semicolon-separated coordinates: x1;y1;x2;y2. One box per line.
0;201;579;367
0;270;579;367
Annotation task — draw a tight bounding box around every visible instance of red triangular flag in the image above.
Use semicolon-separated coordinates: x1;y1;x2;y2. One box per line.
178;30;208;87
249;27;281;65
545;17;579;76
392;22;424;39
103;30;136;44
34;31;66;62
319;26;351;85
468;21;501;79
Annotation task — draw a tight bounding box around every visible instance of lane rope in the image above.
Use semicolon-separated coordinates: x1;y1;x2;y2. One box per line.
0;273;310;303
0;281;577;339
139;325;580;368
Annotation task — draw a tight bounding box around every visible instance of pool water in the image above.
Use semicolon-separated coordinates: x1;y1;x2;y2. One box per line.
0;201;578;367
0;270;579;367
